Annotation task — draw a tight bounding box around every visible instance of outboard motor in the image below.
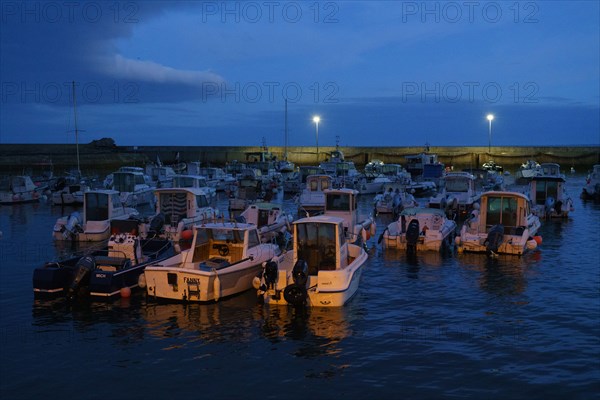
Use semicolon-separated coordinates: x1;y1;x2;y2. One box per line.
263;260;279;289
545;197;555;218
283;259;309;307
148;212;165;238
405;219;420;255
485;224;504;256
63;212;83;239
67;256;96;301
555;200;563;215
291;259;308;286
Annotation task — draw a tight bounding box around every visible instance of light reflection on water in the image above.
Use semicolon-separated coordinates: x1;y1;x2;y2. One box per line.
1;174;599;398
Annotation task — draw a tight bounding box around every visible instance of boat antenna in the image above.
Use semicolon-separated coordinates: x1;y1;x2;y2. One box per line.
284;98;288;161
72;81;81;179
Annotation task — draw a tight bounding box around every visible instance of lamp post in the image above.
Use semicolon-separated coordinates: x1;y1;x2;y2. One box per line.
486;114;494;155
313;115;320;162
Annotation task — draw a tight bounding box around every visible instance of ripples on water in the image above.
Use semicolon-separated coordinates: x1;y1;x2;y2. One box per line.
1;175;599;399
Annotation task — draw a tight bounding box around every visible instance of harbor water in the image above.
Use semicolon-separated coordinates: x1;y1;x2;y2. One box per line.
0;174;598;399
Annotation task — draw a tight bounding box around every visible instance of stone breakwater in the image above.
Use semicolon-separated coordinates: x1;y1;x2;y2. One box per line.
1;144;598;174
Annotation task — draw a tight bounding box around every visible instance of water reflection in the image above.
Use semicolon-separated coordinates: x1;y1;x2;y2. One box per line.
459;252;540;296
381;248;447;279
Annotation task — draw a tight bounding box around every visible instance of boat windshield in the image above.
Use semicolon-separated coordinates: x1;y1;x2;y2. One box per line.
112;173;135;192
296;222;337;273
486;195;518;228
446;178;470;192
326;193;352;212
85;193;109;221
535;181;559;204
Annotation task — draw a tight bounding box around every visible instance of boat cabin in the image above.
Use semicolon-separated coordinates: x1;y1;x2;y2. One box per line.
293;216;349;274
476;191;534;235
155;188;213;225
324;188;361;233
84;190;124;222
189;224;261;266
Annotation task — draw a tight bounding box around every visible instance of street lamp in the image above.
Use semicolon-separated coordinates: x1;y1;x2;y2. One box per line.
313;115;320;162
486;114;494;154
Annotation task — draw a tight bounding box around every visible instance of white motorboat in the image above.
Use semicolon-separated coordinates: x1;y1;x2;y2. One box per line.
108;166;155;207
456;191;542;256
373;184;418;216
236;202;292;243
379;207;457;252
581;164;600;201
171;174;216;199
296;174;333;216
142;187;220;241
51;183;90;206
428;171;481;220
142;222;288;302
256;214;368;307
515;159;541;184
0;175;44;204
52;190;139;242
528;163;574;218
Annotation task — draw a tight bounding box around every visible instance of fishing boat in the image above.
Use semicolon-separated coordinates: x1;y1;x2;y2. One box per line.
528;163;574;218
236;202;293;243
141;187;220;241
0;175;44;204
296;174;333;216
52;190;139;242
379;207;457;252
34;219;176;300
142;222;287;302
456;191;542;256
255;214;368;307
428;171;480;220
581;164;600;201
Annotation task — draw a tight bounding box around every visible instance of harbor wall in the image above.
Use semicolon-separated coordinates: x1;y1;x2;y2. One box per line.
1;143;598;175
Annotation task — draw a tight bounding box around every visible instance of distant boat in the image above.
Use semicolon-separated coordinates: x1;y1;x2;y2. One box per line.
0;175;44;204
528;163;574;218
52;190;139;242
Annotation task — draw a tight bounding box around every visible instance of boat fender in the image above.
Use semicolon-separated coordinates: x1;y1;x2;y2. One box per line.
370;221;376;237
283;283;307;307
138;273;147;289
533;235;542;245
213;273;221;302
252;271;263;291
526;238;538;251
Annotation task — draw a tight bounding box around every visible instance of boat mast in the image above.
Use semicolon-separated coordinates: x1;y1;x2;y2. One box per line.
72;81;81;178
284;98;288;161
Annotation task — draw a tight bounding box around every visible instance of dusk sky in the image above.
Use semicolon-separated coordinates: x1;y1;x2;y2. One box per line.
1;1;598;147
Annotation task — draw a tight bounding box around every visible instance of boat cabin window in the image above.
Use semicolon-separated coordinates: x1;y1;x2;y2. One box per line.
535;181;558;204
247;230;260;248
196;195;208;208
160;192;188;224
446;179;470;192
327;193;352;211
310;179;318;191
320;178;330;190
296;222;337;274
112;173;135;192
486;195;518;228
86;193;109;221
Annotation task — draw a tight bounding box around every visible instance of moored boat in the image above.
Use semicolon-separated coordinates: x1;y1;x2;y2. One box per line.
456;191;541;256
236;202;292;243
34;219;176;300
255;214;368;307
379;207;457;252
142;222;287;302
528;163;574;218
0;175;44;204
52;190;139;242
581;164;600;201
428;171;480;220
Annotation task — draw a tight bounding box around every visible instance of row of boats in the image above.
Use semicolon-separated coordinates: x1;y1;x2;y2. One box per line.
9;153;597;309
